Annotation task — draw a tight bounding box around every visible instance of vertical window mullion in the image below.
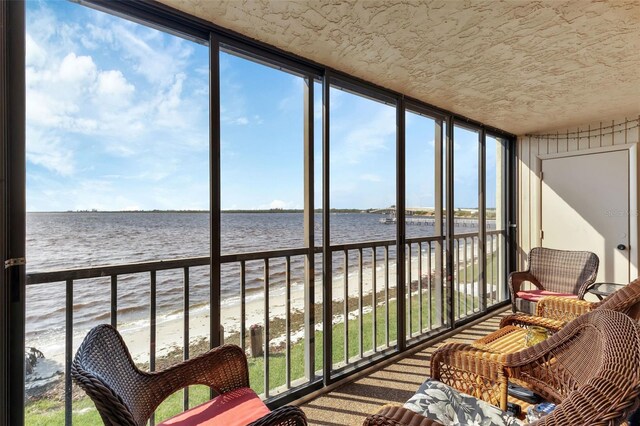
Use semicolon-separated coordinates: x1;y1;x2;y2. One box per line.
209;33;222;374
479;128;487;311
322;72;332;385
445;117;455;328
303;75;315;381
396;96;406;350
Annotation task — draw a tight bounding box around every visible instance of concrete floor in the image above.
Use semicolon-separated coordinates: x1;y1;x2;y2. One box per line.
299;309;508;426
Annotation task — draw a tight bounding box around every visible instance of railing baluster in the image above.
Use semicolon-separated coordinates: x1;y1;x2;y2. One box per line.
427;242;432;330
183;267;190;411
491;234;495;304
417;243;422;334
497;234;502;301
150;270;156;426
65;279;73;426
471;237;476;312
455;239;460;320
358;248;363;358
110;275;117;328
407;243;412;338
463;237;468;316
484;235;493;307
285;256;291;389
372;247;377;352
384;245;389;347
264;259;270;398
343;250;349;365
240;261;246;353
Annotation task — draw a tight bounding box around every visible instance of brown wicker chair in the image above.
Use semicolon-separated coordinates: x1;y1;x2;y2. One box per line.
501;276;640;332
510;247;599;314
71;324;307;426
366;310;640;425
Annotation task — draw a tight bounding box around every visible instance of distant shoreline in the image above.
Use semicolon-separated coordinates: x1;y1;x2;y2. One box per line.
27;208;371;214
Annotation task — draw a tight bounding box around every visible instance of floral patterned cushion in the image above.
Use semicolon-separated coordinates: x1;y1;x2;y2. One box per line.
403;379;524;426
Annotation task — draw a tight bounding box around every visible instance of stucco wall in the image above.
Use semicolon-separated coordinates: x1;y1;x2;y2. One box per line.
516;115;640;269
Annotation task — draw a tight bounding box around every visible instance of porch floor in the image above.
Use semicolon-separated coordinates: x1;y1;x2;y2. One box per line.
299;308;509;426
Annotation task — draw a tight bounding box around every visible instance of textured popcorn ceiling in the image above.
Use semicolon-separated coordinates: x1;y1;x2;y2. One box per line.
157;0;640;135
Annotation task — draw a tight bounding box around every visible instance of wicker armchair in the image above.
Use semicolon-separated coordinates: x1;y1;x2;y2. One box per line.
510;247;599;314
71;324;307;426
501;277;640;331
366;310;640;425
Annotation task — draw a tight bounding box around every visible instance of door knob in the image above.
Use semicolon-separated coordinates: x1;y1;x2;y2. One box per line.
617;244;627;250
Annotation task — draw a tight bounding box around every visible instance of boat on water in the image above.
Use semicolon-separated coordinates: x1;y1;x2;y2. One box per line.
379;212;396;224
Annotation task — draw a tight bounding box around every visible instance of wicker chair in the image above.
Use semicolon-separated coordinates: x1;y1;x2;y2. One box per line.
501;276;640;332
366;310;640;425
71;324;307;426
510;247;599;314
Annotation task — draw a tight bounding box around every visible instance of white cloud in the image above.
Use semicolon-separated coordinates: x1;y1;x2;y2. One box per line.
25;33;47;67
59;53;97;83
80;22;115;50
111;22;193;87
26;128;74;176
338;107;396;164
96;70;135;98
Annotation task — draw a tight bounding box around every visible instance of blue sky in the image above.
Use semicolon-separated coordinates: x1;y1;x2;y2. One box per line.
26;1;498;212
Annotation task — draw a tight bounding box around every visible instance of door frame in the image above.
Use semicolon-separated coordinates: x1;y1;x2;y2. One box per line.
535;143;638;281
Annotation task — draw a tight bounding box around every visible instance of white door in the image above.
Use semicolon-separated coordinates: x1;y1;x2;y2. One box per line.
541;150;630;283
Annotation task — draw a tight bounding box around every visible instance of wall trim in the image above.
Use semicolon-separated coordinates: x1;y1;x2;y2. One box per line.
537;142;638;160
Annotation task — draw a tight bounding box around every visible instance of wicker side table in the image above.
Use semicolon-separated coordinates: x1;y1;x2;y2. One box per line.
472;325;529;353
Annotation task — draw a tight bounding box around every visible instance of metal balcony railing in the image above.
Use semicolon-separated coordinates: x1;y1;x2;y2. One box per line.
26;229;507;425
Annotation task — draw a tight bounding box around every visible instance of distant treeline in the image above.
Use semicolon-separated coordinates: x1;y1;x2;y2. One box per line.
53;208;366;214
42;208;494;216
221;208;364;213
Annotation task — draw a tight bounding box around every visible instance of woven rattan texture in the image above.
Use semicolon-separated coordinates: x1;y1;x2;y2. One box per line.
501;277;640;332
362;405;443;426
472;326;529;353
428;310;640;425
71;324;307;426
510;247;599;314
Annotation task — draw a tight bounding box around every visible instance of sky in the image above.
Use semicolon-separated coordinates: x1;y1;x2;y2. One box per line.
25;0;500;212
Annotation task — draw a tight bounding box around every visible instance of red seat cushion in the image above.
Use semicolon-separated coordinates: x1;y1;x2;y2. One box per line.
516;289;579;302
158;387;270;426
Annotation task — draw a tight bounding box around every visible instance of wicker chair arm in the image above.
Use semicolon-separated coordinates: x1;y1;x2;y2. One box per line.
363;405;443;426
509;271;542;312
248;405;308;426
535;296;594;322
576;267;599;300
431;343;509;409
498;314;564;333
155;344;250;395
509;271;542;294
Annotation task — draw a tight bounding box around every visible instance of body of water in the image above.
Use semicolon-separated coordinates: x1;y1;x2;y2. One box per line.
26;212;480;345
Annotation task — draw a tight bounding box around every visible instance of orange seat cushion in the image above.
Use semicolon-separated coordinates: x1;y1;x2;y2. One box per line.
158;387;270;426
516;289;578;302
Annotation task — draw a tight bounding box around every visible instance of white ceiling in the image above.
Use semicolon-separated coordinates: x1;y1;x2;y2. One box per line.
158;0;640;135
